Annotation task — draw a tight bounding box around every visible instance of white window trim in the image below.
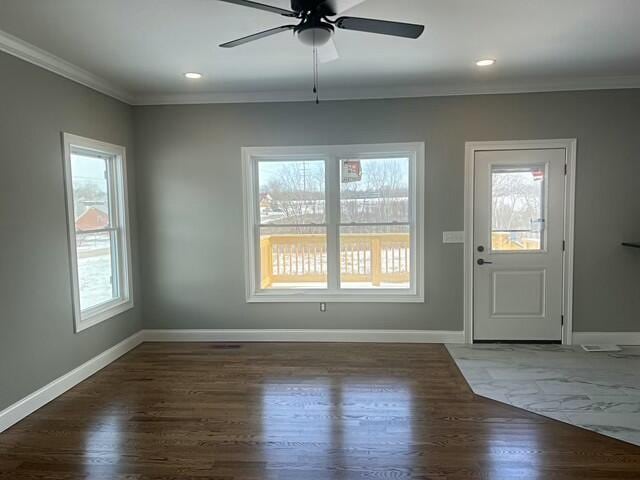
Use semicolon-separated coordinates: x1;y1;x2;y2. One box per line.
242;142;425;303
62;133;134;332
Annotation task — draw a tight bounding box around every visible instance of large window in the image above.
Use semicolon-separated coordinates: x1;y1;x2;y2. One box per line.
62;133;133;331
243;143;424;302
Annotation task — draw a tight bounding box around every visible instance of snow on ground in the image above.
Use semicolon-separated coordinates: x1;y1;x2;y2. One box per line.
77;240;114;310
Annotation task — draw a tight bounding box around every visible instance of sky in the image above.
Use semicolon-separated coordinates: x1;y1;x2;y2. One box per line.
71;152;108;191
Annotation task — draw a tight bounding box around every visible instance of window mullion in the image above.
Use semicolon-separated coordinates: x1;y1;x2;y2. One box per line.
409;151;418;293
75;227;118;235
107;156;122;300
338;222;411;227
252;157;262;295
258;223;328;228
326;155;340;291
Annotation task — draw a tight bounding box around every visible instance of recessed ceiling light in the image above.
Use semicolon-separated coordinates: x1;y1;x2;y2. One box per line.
476;59;496;67
184;72;203;79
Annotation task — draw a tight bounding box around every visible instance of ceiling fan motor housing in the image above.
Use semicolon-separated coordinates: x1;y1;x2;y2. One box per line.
291;0;335;16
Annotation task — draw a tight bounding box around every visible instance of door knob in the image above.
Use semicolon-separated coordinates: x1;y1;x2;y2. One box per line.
477;259;493;265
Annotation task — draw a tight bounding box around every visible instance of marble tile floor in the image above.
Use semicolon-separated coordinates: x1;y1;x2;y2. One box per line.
446;343;640;446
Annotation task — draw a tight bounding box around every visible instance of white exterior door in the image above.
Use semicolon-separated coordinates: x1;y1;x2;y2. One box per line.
473;148;566;341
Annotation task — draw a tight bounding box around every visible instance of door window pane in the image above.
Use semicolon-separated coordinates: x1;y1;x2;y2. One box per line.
258;160;325;225
76;231;117;310
260;226;327;289
340;225;410;289
491;165;545;251
340;157;409;224
71;152;111;230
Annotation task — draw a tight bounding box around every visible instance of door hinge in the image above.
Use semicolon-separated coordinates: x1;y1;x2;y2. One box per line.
561;314;565;326
562;240;566;251
564;164;568;175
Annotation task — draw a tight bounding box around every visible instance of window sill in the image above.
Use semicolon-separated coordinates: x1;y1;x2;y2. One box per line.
75;299;134;333
247;292;424;303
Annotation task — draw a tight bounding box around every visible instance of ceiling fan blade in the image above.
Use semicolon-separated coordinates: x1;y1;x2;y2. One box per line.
217;0;297;17
220;25;295;48
317;37;339;63
323;0;367;15
335;16;425;39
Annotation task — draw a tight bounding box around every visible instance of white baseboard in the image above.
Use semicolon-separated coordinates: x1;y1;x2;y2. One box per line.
572;332;640;346
0;331;143;433
143;329;465;344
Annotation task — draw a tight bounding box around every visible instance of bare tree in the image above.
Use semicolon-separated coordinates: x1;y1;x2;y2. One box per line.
263;161;325;226
341;158;408;225
261;158;410;232
492;171;542;231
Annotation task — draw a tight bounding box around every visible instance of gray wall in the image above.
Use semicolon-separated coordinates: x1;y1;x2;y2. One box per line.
0;52;141;411
2;46;639;415
134;90;640;333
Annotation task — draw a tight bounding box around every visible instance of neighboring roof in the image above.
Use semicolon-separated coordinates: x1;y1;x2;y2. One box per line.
75;206;109;232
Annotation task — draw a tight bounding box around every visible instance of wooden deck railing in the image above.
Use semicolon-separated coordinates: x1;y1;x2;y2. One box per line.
260;233;411;288
492;232;541;251
259;231;542;288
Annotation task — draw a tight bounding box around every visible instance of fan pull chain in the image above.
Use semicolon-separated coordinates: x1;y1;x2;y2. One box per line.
312;45;320;104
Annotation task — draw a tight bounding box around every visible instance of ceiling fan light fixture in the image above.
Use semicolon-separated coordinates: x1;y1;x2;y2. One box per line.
296;24;334;47
476;59;496;67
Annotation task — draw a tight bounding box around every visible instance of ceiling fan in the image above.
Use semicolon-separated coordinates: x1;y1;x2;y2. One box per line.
217;0;425;63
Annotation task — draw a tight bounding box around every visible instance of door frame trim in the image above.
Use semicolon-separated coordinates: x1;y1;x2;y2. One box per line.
463;139;577;345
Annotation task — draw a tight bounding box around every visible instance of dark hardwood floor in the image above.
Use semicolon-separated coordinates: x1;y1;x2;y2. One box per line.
1;342;639;479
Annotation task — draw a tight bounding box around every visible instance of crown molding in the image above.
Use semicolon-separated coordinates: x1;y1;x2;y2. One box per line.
133;75;640;105
0;28;135;104
2;27;640;107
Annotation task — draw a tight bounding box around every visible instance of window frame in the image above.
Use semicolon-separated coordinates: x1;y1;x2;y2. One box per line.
242;143;425;303
62;133;134;332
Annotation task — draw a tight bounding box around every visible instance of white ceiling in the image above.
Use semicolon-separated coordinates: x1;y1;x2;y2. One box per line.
1;0;639;104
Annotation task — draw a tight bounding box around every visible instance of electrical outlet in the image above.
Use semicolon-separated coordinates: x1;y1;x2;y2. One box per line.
320;302;327;312
443;231;465;244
